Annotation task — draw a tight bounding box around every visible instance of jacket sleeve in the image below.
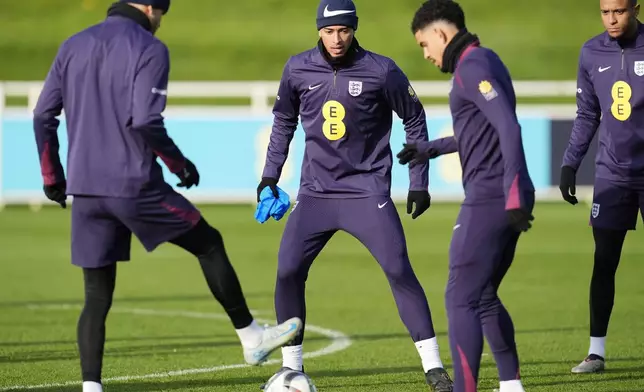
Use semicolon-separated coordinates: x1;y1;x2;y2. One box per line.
456;58;529;210
33;46;66;186
562;46;601;170
421;136;458;156
383;62;429;191
262;60;300;180
132;43;186;173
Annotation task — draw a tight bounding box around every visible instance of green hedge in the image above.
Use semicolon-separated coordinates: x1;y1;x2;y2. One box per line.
0;0;602;81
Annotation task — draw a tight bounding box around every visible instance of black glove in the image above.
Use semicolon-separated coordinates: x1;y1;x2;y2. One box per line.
257;177;279;202
507;208;534;232
43;181;67;209
559;165;578;205
397;143;440;168
407;190;431;219
176;159;200;189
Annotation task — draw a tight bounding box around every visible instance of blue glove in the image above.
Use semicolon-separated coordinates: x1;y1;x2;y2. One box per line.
255;185;291;224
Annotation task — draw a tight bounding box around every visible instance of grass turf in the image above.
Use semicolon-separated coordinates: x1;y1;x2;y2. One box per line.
0;202;643;391
0;0;602;81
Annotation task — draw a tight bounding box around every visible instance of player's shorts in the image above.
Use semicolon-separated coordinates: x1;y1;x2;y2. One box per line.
71;187;201;268
590;178;644;231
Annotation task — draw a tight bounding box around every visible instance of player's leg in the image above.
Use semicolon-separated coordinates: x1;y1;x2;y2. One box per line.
340;197;452;391
572;179;635;373
107;188;301;366
77;265;117;392
71;196;132;392
480;231;524;392
274;195;336;372
445;203;508;392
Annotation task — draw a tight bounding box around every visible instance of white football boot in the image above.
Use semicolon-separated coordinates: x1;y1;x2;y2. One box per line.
243;317;302;366
571;354;605;373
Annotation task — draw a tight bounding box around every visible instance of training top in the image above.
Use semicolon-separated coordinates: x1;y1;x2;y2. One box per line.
422;43;535;209
563;23;644;185
262;41;429;198
33;15;186;197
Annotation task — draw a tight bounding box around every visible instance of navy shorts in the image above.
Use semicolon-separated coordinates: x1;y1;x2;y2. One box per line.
71;187;201;268
590;178;644;231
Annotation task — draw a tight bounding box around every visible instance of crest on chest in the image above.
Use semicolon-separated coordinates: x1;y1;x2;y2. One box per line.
348;81;362;97
634;61;644;77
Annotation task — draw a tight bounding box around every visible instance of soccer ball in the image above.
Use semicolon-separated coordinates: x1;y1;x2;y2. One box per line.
263;369;317;392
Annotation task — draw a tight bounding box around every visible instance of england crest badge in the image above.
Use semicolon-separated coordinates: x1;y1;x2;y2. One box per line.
634;61;644;76
592;203;600;218
348;81;362;97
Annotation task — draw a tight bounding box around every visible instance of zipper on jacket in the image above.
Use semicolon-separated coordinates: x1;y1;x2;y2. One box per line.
333;69;337;88
621;49;625;70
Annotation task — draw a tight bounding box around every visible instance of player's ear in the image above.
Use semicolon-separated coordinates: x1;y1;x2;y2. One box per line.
634;4;640;18
438;28;448;45
318;30;323;38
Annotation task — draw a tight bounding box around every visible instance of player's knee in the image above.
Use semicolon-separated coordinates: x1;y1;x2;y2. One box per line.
83;293;113;317
380;253;414;282
445;284;476;310
478;296;502;317
276;252;308;282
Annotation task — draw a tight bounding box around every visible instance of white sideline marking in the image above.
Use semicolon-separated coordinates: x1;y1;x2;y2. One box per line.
1;305;352;391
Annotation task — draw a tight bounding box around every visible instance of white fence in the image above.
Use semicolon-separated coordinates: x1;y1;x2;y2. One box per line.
0;80;585;206
0;80;578;113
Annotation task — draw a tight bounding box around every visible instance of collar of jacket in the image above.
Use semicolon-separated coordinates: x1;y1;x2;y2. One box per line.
106;1;152;32
603;21;644;48
317;37;361;69
441;29;480;74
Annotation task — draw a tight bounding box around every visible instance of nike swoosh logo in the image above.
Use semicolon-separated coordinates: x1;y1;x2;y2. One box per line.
453;224;461;230
279;323;299;337
308;84;322;90
323;5;356;17
378;202;388;209
598;66;611;72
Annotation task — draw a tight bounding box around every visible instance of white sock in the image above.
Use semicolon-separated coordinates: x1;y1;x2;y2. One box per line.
499;379;524;392
82;381;103;392
589;336;606;358
282;345;303;371
235;319;263;348
415;337;443;372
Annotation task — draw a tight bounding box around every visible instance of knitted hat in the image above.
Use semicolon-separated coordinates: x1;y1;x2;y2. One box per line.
316;0;358;30
120;0;170;14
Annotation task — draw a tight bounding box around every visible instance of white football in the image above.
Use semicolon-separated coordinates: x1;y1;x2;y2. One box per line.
264;369;317;392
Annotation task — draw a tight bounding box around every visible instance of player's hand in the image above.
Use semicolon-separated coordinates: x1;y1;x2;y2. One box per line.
559;166;578;205
407;190;431;219
43;181;67;209
257;177;279;202
507;208;534;232
397;143;440;168
176;158;200;189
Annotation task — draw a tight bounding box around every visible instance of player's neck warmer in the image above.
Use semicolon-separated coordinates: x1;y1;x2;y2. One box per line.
441;28;479;74
317;37;361;68
106;1;153;32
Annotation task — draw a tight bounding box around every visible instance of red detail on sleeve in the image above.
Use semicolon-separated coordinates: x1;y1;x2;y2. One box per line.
40;142;57;185
505;174;521;210
154;150;186;173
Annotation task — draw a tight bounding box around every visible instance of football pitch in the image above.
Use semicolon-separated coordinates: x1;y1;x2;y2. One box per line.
1;202;643;391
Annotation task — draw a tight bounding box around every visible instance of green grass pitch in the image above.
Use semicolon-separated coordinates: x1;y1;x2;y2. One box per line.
0;203;643;391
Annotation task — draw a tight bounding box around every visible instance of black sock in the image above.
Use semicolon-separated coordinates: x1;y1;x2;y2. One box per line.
77;264;117;383
590;227;627;337
170;219;253;329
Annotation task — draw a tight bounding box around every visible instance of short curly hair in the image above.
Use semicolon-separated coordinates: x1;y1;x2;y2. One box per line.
411;0;466;34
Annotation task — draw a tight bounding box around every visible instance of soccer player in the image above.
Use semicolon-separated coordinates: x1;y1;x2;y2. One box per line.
257;0;453;390
559;0;643;374
32;1;301;391
400;1;536;391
